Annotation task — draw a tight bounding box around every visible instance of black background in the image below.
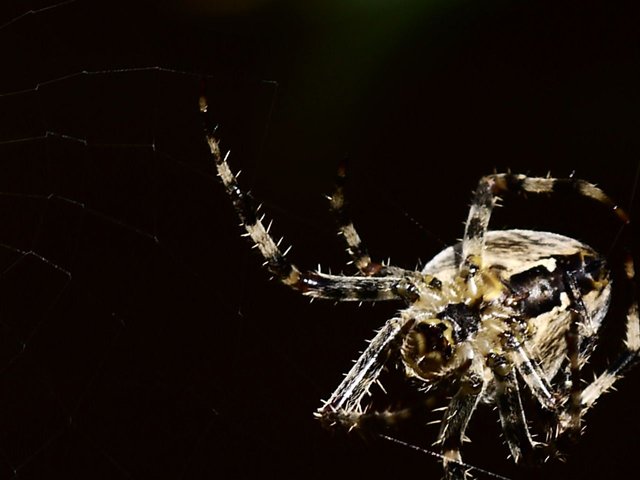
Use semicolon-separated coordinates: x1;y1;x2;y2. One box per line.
0;1;639;479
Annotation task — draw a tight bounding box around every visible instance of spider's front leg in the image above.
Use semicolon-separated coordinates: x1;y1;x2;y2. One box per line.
202;101;419;303
328;159;386;276
315;315;411;427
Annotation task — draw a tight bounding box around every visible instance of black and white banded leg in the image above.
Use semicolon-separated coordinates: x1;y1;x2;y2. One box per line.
461;174;630;273
328;160;385;276
201;99;419;303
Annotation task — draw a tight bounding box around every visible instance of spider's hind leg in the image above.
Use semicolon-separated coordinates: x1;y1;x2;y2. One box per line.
579;301;640;407
543;252;640;442
316;316;411;426
461;174;629;273
567;255;640;431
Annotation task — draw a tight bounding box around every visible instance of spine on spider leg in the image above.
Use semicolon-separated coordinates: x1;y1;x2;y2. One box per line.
489;174;631;224
199;94;302;287
315;316;409;426
461;173;631;273
198;94;409;302
607;254;640;372
328;159;381;276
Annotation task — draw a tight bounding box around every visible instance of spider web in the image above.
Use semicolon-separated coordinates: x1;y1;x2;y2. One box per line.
1;1;639;479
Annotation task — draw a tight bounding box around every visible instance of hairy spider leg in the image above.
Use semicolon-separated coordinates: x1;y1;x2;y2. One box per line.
563;309;585;437
315;316;410;425
509;343;556;411
580;302;640;409
315;316;446;436
488;353;538;465
559;254;640;436
328;159;385;276
556;269;602;438
436;359;486;480
200;98;416;302
461;174;630;275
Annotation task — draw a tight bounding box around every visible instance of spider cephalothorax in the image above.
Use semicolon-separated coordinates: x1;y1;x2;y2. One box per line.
202;96;638;480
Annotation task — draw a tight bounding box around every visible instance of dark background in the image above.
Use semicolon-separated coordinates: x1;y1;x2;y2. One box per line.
0;0;639;478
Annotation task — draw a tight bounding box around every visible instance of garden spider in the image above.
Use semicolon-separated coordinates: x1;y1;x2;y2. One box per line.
201;97;639;479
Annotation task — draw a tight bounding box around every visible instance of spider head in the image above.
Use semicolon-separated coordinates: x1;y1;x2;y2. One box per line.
401;318;457;379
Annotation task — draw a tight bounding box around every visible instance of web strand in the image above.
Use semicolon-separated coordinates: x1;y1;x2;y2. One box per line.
379;434;512;480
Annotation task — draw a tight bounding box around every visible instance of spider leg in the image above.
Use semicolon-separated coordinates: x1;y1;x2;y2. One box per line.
301;271;420;302
558;272;600;437
201;109;419;302
488;353;537;464
579;301;640;410
436;361;485;480
552;255;640;438
328;160;385;276
575;255;640;417
554;298;640;438
315;316;410;426
510;344;555;411
461;174;629;272
562;309;584;437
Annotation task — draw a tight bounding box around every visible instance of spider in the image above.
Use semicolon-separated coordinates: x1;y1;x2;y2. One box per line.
201;98;639;479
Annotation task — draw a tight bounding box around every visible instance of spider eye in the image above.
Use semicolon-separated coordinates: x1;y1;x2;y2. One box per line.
401;319;455;379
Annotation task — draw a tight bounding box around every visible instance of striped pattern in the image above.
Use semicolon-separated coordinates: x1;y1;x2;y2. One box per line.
328;160;383;275
299;271;412;301
207;134;302;286
201;99;413;302
462;173;629;272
